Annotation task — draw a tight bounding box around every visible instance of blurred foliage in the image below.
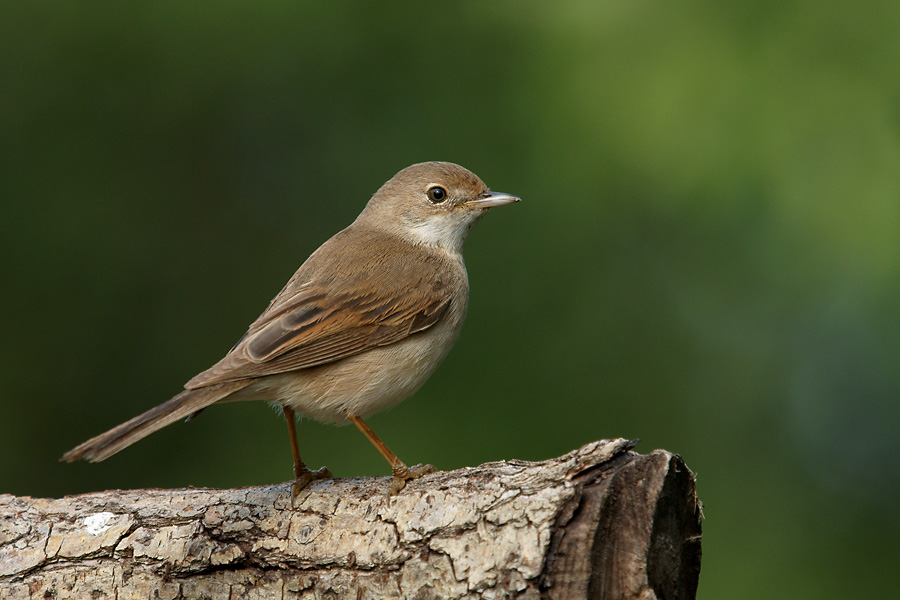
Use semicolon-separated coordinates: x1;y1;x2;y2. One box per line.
2;1;899;597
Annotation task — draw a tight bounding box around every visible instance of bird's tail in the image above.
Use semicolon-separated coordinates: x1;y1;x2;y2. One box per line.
61;380;252;463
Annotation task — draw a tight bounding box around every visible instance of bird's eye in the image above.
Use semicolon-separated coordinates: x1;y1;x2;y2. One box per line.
427;186;448;203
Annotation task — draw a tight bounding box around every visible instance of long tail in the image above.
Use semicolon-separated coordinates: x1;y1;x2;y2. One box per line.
61;380;252;463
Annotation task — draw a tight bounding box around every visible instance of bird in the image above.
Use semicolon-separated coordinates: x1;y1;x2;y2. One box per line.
62;161;520;496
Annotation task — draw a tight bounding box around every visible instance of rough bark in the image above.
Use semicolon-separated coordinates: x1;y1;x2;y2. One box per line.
0;439;701;599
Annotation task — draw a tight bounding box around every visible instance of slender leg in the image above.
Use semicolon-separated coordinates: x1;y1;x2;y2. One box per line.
347;413;435;493
283;406;332;500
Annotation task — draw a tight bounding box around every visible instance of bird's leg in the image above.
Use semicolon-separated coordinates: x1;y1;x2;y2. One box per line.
283;406;332;500
347;413;435;494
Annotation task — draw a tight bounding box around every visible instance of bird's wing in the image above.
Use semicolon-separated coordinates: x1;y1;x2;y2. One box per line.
185;279;451;389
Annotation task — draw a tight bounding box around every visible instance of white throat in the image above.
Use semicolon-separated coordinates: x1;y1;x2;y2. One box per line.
403;212;477;255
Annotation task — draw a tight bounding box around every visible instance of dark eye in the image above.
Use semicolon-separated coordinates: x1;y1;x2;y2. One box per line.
427;186;447;203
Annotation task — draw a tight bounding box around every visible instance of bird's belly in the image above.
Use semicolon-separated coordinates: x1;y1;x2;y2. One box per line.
245;318;462;424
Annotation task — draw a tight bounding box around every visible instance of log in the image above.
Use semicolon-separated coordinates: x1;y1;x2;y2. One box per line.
0;439;701;599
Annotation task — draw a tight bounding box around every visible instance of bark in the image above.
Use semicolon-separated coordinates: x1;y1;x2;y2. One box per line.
0;439;701;599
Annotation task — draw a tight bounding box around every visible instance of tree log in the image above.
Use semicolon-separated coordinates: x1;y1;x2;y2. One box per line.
0;439;701;599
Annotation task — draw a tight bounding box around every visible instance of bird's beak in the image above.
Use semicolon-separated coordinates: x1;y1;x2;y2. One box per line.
465;191;521;209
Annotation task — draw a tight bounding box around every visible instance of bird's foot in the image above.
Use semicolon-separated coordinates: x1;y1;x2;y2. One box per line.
389;463;436;494
291;466;333;501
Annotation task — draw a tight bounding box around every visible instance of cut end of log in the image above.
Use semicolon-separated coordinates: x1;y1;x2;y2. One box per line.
542;448;702;599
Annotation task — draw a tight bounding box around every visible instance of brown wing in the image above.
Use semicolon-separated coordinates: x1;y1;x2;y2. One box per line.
185;280;451;389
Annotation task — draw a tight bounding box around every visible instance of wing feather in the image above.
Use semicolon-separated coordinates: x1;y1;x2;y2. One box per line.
185;274;452;389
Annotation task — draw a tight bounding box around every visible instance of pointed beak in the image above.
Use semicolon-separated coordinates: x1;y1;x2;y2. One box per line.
465;191;521;209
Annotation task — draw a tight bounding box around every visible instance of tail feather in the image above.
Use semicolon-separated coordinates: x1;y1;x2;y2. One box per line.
61;380;252;463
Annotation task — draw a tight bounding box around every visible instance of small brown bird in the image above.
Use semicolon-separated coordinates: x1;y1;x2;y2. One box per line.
62;161;520;495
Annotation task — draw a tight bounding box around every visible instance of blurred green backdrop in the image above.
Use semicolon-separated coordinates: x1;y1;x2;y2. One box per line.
2;1;898;597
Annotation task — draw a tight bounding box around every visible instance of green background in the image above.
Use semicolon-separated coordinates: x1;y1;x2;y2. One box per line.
2;2;898;597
